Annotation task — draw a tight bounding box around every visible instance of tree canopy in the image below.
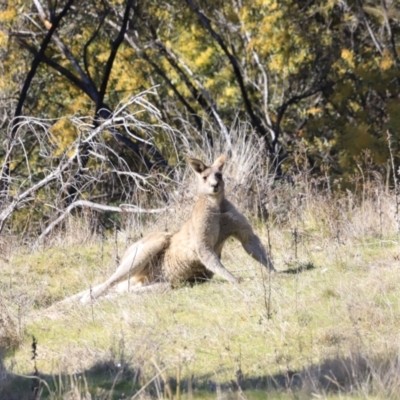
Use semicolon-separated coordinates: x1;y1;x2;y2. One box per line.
0;0;399;233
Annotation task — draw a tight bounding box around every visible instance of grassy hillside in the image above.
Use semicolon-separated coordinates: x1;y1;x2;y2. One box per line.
1;149;400;399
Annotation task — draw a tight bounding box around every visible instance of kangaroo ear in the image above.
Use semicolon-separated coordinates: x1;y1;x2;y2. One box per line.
187;157;207;174
212;155;227;171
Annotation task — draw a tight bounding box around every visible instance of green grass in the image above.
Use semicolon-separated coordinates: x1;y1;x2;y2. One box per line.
2;190;400;399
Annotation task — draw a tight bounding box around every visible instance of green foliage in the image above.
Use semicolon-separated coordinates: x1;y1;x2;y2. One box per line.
1;0;400;237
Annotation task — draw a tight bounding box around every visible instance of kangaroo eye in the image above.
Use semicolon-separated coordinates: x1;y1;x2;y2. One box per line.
202;176;207;181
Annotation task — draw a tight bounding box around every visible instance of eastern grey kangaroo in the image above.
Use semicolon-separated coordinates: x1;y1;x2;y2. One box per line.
64;155;274;304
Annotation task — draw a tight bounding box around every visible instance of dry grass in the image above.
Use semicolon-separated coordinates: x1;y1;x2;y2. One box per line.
1;135;400;399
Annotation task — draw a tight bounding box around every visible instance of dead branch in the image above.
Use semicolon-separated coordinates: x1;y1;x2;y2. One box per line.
0;91;174;235
0;117;112;233
184;0;272;153
34;200;168;247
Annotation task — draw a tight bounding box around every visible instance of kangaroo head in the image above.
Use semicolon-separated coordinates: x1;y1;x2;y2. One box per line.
188;155;226;198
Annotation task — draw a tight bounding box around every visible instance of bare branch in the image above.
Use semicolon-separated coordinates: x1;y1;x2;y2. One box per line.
12;0;74;125
380;0;400;68
0;92;170;234
97;0;134;113
164;52;232;148
275;82;334;145
35;200;168;246
32;0;99;101
184;0;272;152
231;0;274;139
124;34;204;132
356;0;383;56
0;117;113;233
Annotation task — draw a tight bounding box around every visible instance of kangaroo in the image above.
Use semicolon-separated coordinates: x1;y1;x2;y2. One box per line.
63;155;274;304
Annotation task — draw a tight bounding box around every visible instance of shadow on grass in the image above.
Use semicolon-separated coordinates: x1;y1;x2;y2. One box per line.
279;262;316;275
2;351;399;399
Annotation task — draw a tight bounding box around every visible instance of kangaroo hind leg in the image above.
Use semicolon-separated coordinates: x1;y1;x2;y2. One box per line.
62;232;170;305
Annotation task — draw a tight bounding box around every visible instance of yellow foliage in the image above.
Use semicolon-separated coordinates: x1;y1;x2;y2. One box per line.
50;119;76;156
341;49;355;68
308;107;322;116
194;47;214;68
220;86;239;107
254;0;280;8
69;97;89;114
96;52;110;63
268;1;278;11
312;136;334;152
0;31;8;47
239;5;249;20
349;101;360;113
380;50;393;71
320;0;338;13
0;9;17;21
332;59;347;75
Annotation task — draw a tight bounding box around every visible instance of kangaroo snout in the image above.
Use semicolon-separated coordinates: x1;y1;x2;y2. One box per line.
211;181;219;191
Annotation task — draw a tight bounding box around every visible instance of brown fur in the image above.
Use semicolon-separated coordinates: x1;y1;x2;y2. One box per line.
63;155;274;304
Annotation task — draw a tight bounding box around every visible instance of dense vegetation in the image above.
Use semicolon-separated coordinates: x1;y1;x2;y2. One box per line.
0;0;399;236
